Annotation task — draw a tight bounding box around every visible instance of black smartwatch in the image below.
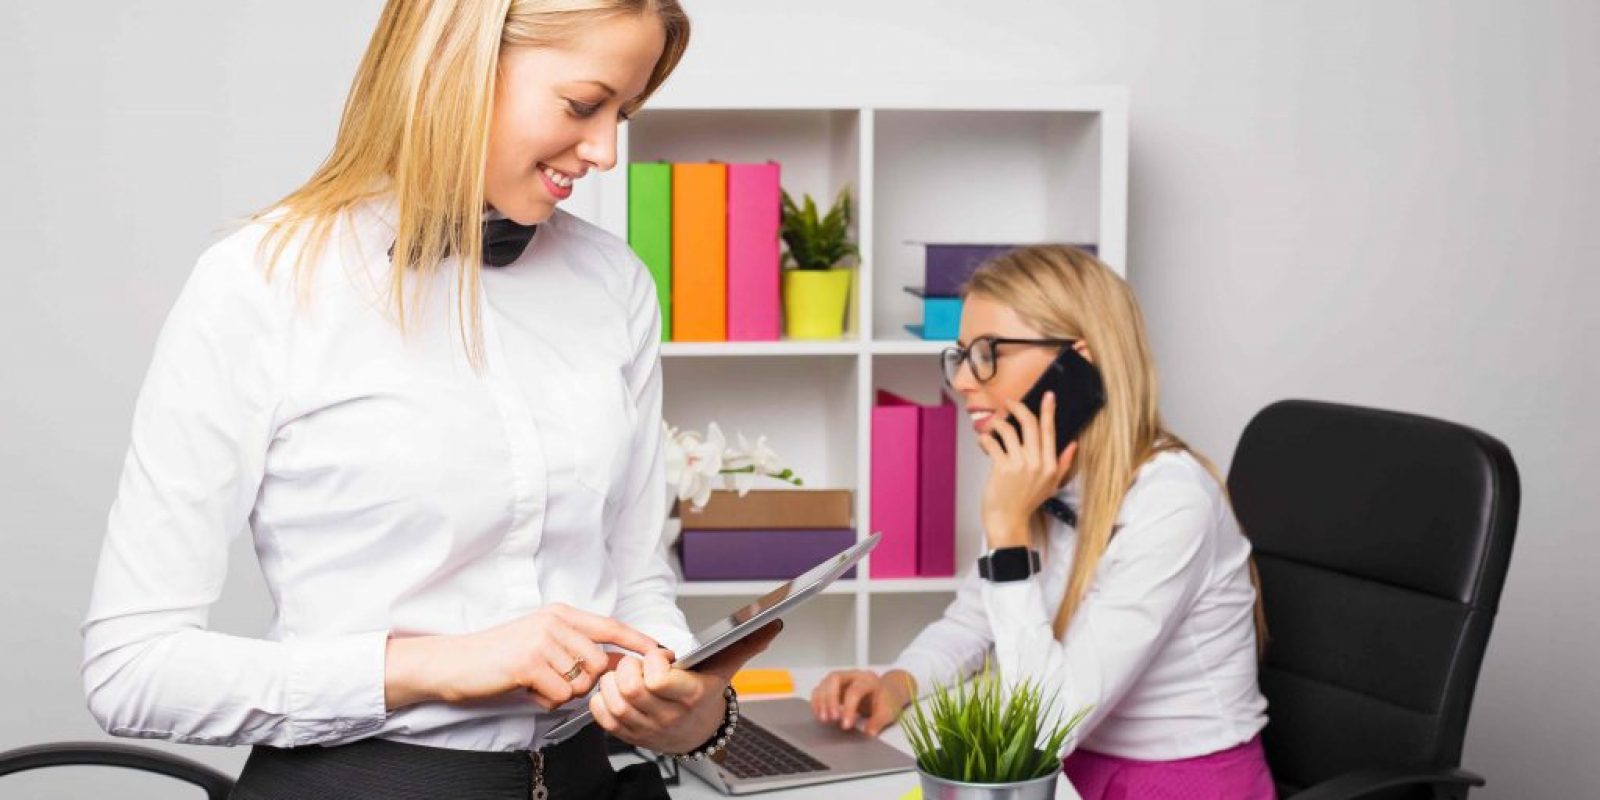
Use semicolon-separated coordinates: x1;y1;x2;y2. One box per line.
977;547;1041;583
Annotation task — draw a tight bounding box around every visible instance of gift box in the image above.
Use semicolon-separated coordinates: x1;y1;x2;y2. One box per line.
675;489;853;530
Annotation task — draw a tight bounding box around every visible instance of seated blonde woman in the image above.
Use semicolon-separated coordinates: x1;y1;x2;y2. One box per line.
811;245;1275;799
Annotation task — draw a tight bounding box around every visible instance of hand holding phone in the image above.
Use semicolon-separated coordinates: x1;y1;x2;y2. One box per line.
991;344;1106;456
980;345;1106;548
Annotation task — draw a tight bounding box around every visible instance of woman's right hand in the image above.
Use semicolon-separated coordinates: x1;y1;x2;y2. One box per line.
383;603;664;712
809;668;917;736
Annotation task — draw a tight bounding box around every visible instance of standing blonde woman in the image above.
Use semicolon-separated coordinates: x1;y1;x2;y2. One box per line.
811;246;1276;798
80;2;776;798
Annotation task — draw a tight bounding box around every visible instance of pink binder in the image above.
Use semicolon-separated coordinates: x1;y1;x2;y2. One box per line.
870;391;958;578
871;392;920;578
918;400;958;577
726;162;781;341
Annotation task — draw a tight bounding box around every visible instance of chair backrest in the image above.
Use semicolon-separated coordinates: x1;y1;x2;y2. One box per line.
0;741;235;800
1227;400;1519;796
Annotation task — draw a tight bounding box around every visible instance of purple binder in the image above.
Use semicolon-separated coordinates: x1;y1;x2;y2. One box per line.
921;243;1100;297
679;528;858;581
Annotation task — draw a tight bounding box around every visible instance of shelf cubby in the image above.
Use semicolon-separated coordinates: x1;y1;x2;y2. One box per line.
568;85;1127;666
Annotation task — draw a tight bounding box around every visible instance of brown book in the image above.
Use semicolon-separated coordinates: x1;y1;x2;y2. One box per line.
676;489;853;530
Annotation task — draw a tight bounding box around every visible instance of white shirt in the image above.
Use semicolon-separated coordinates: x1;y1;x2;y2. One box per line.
81;199;694;752
892;451;1269;761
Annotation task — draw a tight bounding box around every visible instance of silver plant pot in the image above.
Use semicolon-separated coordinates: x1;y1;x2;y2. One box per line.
917;764;1061;800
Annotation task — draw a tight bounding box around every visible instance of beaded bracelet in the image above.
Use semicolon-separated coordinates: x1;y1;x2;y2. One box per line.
674;684;739;762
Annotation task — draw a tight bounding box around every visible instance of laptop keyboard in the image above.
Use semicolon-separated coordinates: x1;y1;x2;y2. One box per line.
718;718;830;780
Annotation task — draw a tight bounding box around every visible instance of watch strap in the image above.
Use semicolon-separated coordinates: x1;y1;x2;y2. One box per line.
977;547;1041;582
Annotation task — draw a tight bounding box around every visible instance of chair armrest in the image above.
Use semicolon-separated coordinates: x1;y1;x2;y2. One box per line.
0;741;235;800
1291;767;1484;800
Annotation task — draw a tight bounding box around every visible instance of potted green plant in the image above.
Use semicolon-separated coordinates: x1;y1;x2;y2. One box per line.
779;186;858;339
902;665;1090;799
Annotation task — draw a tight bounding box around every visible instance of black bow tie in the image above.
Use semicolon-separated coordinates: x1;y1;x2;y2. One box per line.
1041;497;1078;527
387;218;538;268
481;217;538;267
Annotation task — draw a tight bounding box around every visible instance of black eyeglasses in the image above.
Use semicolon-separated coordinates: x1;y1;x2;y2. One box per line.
940;336;1078;385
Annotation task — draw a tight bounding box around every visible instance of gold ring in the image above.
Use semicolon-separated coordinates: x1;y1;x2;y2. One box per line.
560;658;586;682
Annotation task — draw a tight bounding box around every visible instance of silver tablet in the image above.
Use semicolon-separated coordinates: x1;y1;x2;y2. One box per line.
546;532;881;739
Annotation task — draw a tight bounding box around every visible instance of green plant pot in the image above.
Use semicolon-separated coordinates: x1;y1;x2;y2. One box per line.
782;268;852;340
917;762;1061;800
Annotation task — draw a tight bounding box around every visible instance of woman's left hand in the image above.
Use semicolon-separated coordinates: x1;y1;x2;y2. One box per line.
976;391;1077;549
589;620;782;754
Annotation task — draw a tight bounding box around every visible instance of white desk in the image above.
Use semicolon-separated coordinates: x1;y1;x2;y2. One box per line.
616;668;1081;800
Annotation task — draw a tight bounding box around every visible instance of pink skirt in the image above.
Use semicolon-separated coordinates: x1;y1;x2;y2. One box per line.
1062;735;1276;800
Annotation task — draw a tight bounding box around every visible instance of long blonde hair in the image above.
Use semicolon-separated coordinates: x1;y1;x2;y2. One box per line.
254;0;690;368
964;246;1267;646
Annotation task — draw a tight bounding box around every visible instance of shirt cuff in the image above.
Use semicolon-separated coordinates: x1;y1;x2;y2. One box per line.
981;578;1053;648
889;652;940;701
654;627;698;659
620;612;696;659
285;630;390;745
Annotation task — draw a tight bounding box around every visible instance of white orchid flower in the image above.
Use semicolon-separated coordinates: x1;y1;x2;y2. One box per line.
666;426;704;502
723;433;752;493
678;470;713;510
677;423;726;508
730;466;758;496
745;434;784;475
663;420;801;510
729;432;786;496
662;422;687;489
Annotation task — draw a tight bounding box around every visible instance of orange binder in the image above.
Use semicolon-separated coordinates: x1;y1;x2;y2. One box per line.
671;162;728;341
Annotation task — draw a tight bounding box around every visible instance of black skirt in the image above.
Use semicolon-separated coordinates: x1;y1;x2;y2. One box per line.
230;725;669;800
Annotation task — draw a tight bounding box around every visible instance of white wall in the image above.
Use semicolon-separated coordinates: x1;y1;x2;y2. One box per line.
2;1;1594;797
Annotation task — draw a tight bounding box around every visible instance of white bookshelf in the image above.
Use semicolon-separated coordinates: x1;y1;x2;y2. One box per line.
566;84;1128;669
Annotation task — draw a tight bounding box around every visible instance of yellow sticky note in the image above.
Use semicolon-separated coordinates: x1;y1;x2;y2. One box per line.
731;668;795;695
897;787;923;800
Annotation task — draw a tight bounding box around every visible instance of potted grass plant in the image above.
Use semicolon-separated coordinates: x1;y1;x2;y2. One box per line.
902;665;1090;800
779;186;858;339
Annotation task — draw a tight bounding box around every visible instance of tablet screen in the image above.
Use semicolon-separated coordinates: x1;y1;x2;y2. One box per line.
544;533;878;739
675;532;877;670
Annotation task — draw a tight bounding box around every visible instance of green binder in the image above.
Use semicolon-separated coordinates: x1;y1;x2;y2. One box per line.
628;162;673;341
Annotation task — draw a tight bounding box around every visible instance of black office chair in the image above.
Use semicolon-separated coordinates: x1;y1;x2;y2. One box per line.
0;734;671;796
0;741;235;799
1228;399;1519;800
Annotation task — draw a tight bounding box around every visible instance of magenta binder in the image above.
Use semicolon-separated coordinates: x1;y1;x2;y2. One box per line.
918;400;958;576
870;391;959;578
726;162;781;341
870;391;921;578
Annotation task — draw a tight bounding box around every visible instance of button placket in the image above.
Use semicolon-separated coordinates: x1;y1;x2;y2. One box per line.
478;300;547;612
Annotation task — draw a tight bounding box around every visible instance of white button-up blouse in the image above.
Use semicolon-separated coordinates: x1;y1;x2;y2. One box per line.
81;200;694;752
892;452;1270;761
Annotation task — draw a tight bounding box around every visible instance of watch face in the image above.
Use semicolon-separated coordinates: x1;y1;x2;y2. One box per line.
982;547;1037;582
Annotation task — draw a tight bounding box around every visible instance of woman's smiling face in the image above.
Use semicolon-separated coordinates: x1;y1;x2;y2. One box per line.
485;12;665;224
949;294;1059;436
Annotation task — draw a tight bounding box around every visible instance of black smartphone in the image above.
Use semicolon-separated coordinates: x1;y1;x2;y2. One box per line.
991;345;1106;457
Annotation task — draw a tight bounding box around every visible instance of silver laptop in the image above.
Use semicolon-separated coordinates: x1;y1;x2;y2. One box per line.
682;697;915;794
